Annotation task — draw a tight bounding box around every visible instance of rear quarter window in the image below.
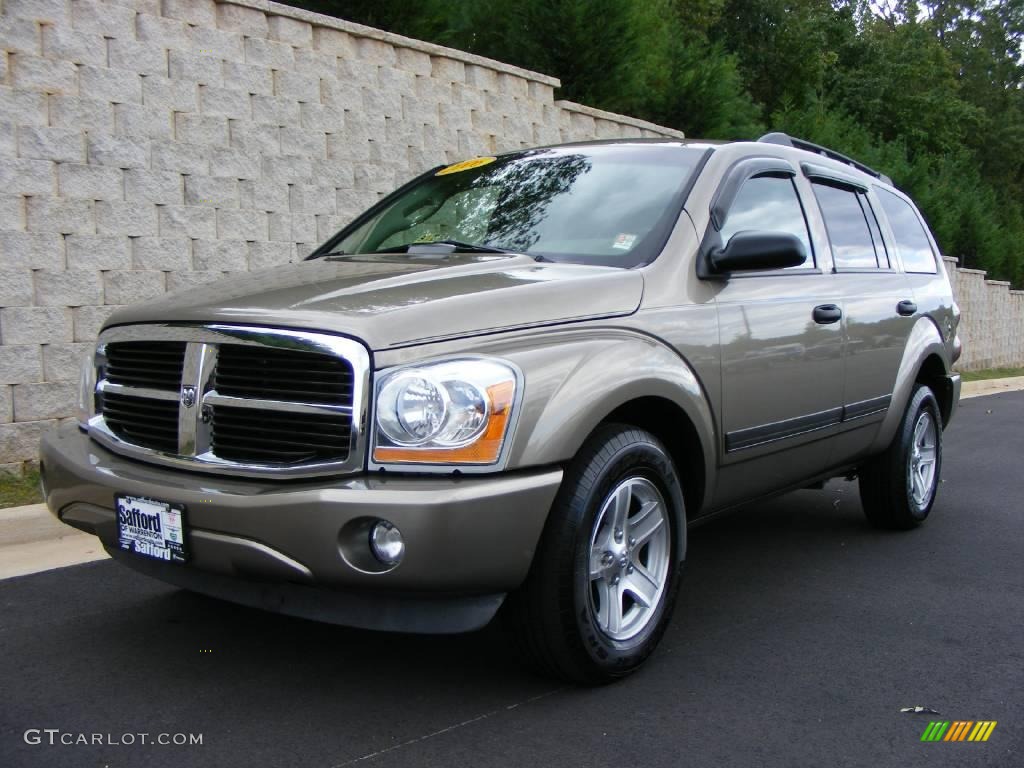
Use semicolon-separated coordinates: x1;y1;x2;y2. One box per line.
876;188;938;274
811;181;888;270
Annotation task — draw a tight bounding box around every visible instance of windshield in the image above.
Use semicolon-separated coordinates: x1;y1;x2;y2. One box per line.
315;144;707;268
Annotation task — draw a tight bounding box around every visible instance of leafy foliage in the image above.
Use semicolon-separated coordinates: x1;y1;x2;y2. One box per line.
286;0;1024;285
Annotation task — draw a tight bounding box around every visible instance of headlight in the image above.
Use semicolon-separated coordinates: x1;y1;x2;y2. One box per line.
372;358;519;466
76;346;97;428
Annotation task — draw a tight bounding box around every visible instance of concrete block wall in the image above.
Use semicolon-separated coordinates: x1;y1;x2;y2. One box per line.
0;0;686;468
944;257;1024;372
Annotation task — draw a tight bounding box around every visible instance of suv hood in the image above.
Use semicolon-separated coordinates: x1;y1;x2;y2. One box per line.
106;254;644;350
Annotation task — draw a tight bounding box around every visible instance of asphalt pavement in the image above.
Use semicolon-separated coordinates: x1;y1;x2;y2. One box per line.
2;391;1021;768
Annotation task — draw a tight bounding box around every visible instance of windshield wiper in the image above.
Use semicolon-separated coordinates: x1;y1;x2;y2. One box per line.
420;240;556;261
372;239;521;255
429;239;520;254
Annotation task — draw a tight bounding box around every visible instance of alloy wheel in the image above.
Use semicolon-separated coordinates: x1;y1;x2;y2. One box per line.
908;411;938;507
587;476;671;641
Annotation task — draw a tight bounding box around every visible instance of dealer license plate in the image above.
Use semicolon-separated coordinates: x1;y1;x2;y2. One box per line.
116;495;188;563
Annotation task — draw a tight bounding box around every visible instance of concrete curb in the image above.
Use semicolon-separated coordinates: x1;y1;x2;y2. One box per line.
960;375;1024;399
0;503;107;579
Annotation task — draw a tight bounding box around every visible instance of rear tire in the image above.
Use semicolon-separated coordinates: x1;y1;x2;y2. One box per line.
859;385;942;529
507;424;685;684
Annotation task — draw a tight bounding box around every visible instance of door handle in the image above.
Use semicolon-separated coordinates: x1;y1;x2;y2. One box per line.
812;304;842;324
897;299;917;317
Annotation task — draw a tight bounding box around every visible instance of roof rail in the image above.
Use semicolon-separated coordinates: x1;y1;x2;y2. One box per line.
758;132;893;186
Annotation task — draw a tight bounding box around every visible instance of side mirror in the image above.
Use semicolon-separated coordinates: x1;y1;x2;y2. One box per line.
709;231;807;274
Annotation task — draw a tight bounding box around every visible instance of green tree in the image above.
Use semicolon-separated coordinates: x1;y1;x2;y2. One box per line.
711;0;857;115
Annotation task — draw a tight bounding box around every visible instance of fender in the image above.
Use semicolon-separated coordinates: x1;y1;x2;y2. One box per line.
493;329;717;512
870;317;951;454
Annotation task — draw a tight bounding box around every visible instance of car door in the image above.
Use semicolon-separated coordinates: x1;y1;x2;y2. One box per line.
802;168;916;464
705;160;846;509
874;184;956;347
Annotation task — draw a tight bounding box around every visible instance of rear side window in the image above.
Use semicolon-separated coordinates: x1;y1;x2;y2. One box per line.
876;188;937;273
719;174;813;269
812;181;888;270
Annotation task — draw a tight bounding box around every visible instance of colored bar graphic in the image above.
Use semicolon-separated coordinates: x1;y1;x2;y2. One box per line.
951;721;967;740
921;722;950;741
921;720;997;742
979;722;997;741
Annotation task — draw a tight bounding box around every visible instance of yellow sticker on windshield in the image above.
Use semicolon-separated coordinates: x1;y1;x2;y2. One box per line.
436;156;497;176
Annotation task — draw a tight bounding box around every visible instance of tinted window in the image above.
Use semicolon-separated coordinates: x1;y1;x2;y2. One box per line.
320;145;706;268
719;175;813;268
876;188;937;273
812;182;885;269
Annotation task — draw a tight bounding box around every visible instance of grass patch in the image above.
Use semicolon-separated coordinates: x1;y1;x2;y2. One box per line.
0;468;43;509
960;367;1024;382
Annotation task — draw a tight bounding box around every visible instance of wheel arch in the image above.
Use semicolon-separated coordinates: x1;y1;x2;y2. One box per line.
598;397;707;524
871;318;952;453
504;332;717;516
914;353;955;426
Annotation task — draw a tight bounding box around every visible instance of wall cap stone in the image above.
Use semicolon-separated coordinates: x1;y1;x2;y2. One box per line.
555;100;687;139
229;0;562;87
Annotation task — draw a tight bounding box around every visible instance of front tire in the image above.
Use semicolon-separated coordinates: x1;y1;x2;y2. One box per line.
507;424;685;684
859;385;943;529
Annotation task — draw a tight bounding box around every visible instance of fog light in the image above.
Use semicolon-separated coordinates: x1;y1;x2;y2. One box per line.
370;521;404;566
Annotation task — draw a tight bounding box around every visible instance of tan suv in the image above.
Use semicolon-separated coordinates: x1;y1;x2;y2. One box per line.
41;133;961;684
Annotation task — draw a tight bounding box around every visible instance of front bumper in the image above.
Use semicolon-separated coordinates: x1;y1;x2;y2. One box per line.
40;422;562;632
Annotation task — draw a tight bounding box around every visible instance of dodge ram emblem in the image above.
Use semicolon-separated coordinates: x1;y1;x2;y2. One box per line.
181;386;197;408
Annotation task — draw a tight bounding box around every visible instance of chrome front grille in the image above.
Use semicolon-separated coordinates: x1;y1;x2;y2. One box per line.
88;325;370;478
213;345;354;404
211;406;354;463
101;390;180;453
104;341;186;391
208;345;355;463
